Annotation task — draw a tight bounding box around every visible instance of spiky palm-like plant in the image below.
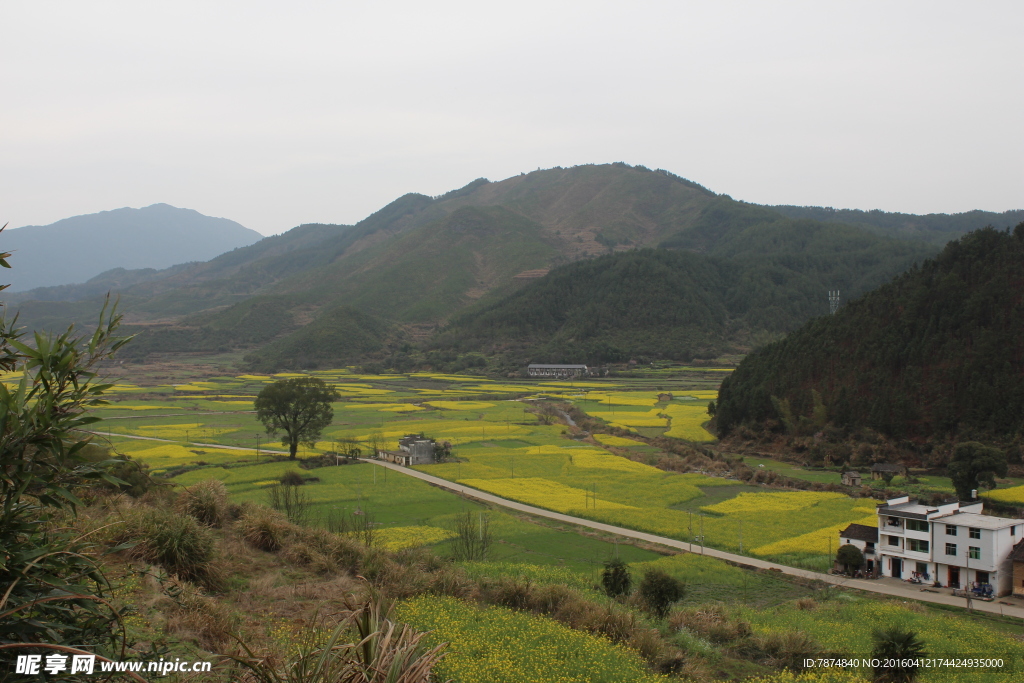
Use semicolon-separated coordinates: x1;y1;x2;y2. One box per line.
871;626;926;683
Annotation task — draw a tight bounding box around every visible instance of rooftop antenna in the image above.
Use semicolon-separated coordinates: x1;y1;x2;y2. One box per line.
828;290;840;315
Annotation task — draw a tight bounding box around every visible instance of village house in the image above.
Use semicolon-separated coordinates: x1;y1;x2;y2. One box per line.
873;495;1024;596
377;434;437;467
841;471;862;486
837;522;878;573
527;364;590;379
1012;540;1024;597
870;463;906;480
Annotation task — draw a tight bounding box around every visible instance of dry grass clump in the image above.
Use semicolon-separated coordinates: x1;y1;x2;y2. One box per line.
737;630;822;671
165;580;237;650
670;604;752;644
237;506;291;551
795;597;818;610
176;479;228;527
113;507;222;588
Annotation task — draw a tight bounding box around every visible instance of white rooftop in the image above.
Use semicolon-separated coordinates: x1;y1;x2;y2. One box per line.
880;502;935;515
939;512;1020;530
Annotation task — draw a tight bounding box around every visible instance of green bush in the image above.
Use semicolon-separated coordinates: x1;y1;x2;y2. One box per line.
638;569;685;618
280;470;305;486
601;558;632;597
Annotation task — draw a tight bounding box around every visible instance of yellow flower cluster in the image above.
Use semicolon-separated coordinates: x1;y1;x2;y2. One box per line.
396;595;667;683
459;477;636;513
375;525;456;551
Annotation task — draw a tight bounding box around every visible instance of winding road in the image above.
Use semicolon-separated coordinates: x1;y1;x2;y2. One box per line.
368;459;1024;620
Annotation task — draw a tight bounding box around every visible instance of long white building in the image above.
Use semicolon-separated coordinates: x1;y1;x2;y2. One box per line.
874;495;1023;596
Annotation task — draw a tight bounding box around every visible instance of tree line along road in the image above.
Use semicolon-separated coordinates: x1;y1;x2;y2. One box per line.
367;459;1024;621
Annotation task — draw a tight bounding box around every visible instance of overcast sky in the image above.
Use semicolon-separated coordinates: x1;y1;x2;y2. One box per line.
2;1;1021;236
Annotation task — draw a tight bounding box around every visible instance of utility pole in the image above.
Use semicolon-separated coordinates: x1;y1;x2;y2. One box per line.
255;434;260;463
688;510;693;552
700;514;705;555
739;520;743;555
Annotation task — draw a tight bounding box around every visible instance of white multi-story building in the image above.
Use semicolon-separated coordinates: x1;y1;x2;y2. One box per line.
874;495;1023;596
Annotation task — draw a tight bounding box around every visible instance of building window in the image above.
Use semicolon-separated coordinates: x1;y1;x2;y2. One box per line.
969;528;981;539
908;539;929;553
969;546;981;560
945;525;957;536
866;542;875;550
945;543;957;556
907;520;929;532
977;571;990;584
887;516;902;527
888;536;900;546
1013;526;1017;537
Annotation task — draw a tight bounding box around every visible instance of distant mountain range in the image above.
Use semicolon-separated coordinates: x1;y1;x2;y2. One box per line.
7;164;1021;370
2;204;262;292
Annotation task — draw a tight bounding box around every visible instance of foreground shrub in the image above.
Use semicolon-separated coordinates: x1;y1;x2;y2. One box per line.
232;595;446;683
175;479;228;526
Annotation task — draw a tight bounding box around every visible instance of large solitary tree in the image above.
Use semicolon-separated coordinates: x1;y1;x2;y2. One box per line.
947;441;1007;500
255;376;340;459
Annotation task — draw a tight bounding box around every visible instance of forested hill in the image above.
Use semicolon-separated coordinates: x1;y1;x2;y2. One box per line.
433;210;933;365
766;205;1024;245
715;226;1024;442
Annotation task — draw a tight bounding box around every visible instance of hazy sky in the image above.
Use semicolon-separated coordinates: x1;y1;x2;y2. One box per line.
3;1;1021;236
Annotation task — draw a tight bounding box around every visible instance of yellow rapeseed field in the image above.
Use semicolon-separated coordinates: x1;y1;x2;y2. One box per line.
375;525;455;551
661;403;714;442
587;409;667;428
396;595;667;683
703;491;848;515
982;485;1024;504
425;401;496;410
592;434;643;447
752;515;878;556
343;403;423;412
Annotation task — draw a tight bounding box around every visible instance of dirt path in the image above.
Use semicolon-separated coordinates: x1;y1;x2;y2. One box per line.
368;459;1024;620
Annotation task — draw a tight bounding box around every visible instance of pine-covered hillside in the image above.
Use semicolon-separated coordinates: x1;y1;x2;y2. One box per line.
716;226;1024;441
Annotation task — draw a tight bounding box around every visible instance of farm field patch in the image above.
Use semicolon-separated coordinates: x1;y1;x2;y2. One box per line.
396;595;667;683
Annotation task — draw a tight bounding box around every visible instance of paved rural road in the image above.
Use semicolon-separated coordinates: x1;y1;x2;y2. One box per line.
89;431;289;454
369;459;1024;620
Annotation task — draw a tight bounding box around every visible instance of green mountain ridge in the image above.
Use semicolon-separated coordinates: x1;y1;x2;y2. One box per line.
8;163;1019;370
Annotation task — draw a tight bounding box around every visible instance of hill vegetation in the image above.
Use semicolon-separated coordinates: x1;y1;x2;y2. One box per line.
715;226;1024;443
435;198;934;365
